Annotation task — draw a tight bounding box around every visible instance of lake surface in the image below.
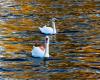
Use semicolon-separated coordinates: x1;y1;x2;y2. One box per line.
0;0;100;79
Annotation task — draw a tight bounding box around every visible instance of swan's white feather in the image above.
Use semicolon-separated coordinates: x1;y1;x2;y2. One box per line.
39;26;54;34
32;46;45;58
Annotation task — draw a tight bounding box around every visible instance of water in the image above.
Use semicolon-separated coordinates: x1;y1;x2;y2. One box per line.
0;0;100;79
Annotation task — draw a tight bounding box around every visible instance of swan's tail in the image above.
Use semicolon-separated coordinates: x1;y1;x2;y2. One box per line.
39;27;42;30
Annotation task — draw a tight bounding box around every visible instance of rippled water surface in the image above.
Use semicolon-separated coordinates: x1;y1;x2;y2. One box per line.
0;0;100;79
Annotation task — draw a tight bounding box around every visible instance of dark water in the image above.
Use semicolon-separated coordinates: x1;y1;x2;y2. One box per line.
0;0;100;79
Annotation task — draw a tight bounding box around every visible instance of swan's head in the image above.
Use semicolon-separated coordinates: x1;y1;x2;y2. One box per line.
45;36;49;43
51;18;57;22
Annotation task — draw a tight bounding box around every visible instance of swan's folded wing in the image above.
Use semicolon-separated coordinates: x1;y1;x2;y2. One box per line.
45;27;53;34
32;47;45;58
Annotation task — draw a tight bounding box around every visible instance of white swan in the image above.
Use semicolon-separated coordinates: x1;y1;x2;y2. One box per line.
32;36;50;58
39;18;57;35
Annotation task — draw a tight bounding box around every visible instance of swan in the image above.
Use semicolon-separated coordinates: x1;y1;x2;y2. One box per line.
31;36;50;58
39;18;57;35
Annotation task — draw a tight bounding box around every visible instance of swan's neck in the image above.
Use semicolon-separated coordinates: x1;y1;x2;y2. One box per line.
44;36;49;57
52;21;56;34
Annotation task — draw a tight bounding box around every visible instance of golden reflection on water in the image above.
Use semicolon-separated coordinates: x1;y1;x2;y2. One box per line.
0;0;100;79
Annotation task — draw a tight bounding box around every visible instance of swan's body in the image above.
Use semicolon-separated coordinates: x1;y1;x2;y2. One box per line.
39;18;57;35
32;36;49;58
39;25;54;34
